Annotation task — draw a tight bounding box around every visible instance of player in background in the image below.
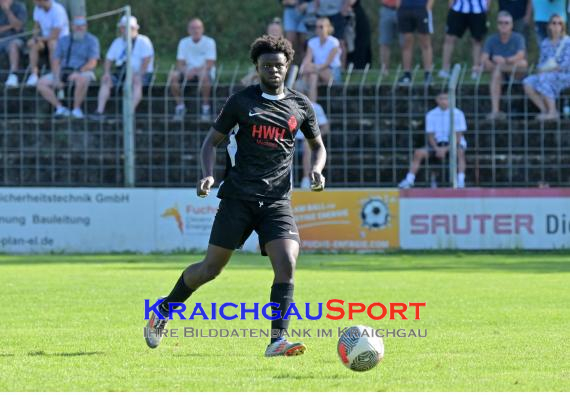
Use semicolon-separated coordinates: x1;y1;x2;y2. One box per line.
145;35;327;357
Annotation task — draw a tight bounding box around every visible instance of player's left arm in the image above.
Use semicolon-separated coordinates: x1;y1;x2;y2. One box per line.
306;134;327;191
198;128;227;197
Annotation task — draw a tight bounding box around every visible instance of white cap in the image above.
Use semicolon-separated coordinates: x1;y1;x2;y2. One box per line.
118;15;139;29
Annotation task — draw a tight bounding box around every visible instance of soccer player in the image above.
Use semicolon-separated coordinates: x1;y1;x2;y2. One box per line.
145;35;327;357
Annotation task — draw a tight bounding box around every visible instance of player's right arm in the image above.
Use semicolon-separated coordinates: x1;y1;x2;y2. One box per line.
197;128;227;197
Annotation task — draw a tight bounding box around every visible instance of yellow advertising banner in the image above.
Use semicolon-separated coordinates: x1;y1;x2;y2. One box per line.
291;189;400;251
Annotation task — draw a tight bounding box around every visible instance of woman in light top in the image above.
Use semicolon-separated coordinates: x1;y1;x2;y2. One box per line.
523;13;570;121
299;17;341;101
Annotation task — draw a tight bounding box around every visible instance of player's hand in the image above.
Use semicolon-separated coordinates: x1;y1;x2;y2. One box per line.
197;176;214;198
310;171;325;192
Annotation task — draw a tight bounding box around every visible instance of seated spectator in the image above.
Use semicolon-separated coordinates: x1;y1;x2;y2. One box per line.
523;14;570;121
36;16;99;119
26;0;69;87
498;0;531;44
241;18;284;86
316;0;349;66
378;0;398;74
398;91;468;189
397;0;434;85
0;0;27;88
481;11;527;121
439;0;489;80
90;16;154;121
530;0;566;46
169;18;216;122
300;17;341;102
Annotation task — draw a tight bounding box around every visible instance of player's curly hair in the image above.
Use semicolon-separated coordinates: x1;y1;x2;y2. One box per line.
249;35;295;65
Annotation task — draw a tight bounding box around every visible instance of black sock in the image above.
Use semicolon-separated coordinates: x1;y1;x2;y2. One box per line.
270;283;294;343
159;273;194;316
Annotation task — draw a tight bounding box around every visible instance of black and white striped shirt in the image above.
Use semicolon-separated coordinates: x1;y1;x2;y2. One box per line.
451;0;488;14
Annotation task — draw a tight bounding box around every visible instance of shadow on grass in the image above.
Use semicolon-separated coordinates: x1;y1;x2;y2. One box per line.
1;252;569;274
27;350;103;357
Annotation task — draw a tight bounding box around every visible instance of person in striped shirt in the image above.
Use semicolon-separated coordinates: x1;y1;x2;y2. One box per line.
439;0;491;80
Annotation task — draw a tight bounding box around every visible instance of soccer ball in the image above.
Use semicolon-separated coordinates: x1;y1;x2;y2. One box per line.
360;198;390;229
337;325;384;372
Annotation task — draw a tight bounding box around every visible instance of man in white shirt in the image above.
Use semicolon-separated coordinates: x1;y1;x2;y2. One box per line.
169;18;216;121
398;91;468;188
26;0;69;86
90;15;154;120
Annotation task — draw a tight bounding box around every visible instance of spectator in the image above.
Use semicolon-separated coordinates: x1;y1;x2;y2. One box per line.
498;0;531;44
26;0;69;87
169;18;216;122
280;0;309;63
316;0;349;66
378;0;399;73
397;0;434;85
36;16;99;119
56;0;86;20
241;18;284;86
0;0;27;88
439;0;490;80
398;91;468;189
523;14;570;121
481;11;527;120
345;0;371;69
300;16;342;102
89;16;154;120
530;0;566;46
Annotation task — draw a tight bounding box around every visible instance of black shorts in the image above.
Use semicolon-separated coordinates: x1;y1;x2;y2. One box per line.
209;198;300;255
445;9;487;41
397;7;433;34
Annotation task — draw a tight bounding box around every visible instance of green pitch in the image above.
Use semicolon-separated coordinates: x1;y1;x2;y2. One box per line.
1;253;568;391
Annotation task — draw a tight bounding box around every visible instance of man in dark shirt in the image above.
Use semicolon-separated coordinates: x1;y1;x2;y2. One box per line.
145;35;327;357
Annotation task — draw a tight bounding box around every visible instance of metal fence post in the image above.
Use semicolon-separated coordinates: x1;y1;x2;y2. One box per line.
448;64;461;189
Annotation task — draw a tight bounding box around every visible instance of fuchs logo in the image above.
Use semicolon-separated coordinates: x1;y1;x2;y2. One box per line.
162;206;183;234
361;198;390;230
287;115;298;132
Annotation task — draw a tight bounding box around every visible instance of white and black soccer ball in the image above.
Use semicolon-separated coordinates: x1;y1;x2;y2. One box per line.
361;198;390;229
337;325;384;372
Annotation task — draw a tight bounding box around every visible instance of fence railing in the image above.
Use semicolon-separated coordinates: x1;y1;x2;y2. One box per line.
1;63;569;188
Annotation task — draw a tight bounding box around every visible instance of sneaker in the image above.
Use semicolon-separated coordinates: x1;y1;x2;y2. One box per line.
300;177;311;190
397;74;411;86
71;108;84;119
54;106;70;118
438;69;450;79
424;71;432;85
398;179;414;189
200;108;211;122
88;112;106;121
5;73;18;88
173;105;186;122
144;301;169;349
264;338;307;357
25;73;38;87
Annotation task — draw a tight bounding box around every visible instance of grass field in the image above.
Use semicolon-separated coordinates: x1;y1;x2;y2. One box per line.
1;253;568;391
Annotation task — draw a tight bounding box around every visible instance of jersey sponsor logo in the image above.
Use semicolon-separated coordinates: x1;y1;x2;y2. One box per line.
251;124;288;147
287;115;298;132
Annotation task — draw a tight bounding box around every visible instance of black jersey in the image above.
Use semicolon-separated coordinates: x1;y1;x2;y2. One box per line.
213;85;320;201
